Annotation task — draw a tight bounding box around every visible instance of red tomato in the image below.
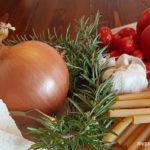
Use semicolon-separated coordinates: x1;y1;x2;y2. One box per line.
110;33;122;50
110;50;121;58
99;26;112;45
118;27;136;37
115;36;135;54
144;62;150;79
133;34;140;44
137;8;150;36
140;24;150;61
130;50;144;60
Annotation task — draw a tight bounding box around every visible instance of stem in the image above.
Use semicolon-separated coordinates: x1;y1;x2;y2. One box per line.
10;111;44;124
10;109;57;125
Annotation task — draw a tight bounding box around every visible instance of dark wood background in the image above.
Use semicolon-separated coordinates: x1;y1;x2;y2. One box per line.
0;0;150;38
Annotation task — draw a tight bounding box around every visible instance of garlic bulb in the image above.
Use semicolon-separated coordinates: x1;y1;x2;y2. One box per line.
102;54;148;94
99;56;116;68
116;54;145;70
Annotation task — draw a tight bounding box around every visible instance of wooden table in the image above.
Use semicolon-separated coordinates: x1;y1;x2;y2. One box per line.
0;0;150;38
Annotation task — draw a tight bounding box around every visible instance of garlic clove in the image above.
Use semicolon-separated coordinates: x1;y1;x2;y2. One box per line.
112;64;148;94
116;54;130;67
99;56;116;68
128;63;147;77
102;67;117;81
116;54;146;70
107;57;116;67
102;54;148;94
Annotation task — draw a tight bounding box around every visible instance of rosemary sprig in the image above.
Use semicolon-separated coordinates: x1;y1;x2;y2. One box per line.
5;12;116;150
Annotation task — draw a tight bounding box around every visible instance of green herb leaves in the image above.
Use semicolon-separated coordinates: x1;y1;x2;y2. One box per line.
6;12;115;150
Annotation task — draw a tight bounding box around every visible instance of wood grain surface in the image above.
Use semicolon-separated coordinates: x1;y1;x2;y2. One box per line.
0;0;150;38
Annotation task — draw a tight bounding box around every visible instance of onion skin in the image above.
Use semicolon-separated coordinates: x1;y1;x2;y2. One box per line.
0;41;69;114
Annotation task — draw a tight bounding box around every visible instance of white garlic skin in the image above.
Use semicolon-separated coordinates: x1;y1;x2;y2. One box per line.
102;54;148;94
112;64;148;94
116;54;146;70
102;67;116;81
99;57;116;68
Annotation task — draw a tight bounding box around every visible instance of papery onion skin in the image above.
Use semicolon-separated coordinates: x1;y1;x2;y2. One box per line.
0;41;69;114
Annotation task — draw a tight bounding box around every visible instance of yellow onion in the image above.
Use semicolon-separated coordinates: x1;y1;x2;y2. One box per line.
0;41;69;114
